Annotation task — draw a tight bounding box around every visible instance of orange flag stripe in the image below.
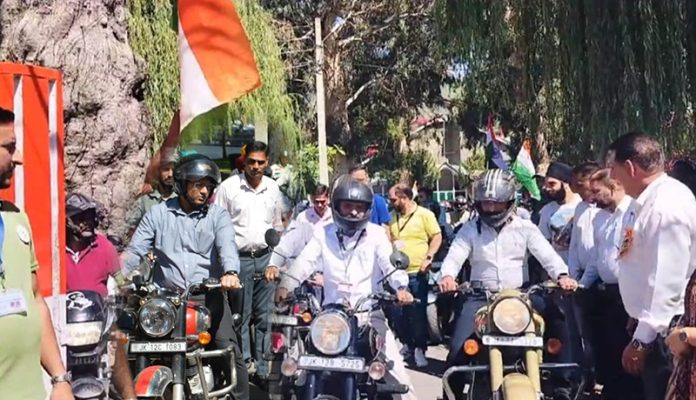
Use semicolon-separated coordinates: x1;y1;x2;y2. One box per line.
178;0;261;103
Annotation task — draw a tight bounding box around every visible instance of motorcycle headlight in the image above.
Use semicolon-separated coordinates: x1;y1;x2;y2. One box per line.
309;312;351;355
138;298;176;338
72;377;105;400
186;304;212;336
491;297;532;335
63;321;103;347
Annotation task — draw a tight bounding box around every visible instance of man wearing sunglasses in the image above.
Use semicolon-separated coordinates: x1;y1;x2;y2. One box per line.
214;141;285;388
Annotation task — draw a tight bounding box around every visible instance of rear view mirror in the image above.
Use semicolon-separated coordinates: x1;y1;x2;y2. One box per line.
265;229;281;248
389;251;410;270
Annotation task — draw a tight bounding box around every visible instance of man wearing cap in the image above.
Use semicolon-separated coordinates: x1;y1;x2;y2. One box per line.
0;107;74;399
65;192;136;399
539;161;583;263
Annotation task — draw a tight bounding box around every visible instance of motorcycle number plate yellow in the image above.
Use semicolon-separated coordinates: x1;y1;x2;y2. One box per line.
130;341;187;353
482;335;543;348
298;355;365;372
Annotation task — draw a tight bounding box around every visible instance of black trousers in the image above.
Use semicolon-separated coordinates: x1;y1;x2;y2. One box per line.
592;285;644;400
193;291;250;400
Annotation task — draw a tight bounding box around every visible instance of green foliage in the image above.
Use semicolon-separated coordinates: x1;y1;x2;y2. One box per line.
460;145;486;185
436;0;696;162
400;149;440;186
128;0;179;149
128;0;300;155
288;143;343;199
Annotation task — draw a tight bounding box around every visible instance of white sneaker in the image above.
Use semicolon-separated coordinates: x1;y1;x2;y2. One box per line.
399;344;412;358
414;348;428;368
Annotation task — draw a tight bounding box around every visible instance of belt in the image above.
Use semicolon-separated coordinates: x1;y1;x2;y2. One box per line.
239;247;270;258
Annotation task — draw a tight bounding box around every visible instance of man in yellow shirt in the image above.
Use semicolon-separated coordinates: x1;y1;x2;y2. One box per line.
388;183;442;367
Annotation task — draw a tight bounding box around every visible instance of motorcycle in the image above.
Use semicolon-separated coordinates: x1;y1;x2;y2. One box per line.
441;281;584;400
277;252;414;400
267;283;322;400
63;290;116;399
119;276;241;400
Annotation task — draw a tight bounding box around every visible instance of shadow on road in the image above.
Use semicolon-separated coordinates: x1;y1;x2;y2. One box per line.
406;356;449;378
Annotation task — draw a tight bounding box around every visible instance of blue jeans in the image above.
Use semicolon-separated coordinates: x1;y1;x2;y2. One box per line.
238;252;274;378
397;273;429;350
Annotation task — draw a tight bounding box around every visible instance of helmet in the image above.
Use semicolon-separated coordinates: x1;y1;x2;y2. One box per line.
66;193;98;218
473;169;518;228
66;193;100;240
174;154;221;196
331;175;373;235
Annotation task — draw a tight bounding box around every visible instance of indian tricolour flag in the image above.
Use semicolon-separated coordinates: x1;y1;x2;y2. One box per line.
511;139;541;200
177;0;261;131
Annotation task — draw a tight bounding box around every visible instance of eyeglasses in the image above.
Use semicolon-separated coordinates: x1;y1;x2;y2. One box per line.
190;181;214;191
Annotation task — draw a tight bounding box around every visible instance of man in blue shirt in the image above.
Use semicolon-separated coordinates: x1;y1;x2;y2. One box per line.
349;165;391;236
123;154;249;400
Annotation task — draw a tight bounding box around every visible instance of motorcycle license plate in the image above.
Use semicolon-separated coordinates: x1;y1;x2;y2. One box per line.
298;355;365;372
129;341;187;353
482;335;543;348
271;314;298;326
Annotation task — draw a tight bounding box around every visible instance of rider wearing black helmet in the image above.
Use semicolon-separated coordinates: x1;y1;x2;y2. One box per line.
123;153;249;399
275;176;418;399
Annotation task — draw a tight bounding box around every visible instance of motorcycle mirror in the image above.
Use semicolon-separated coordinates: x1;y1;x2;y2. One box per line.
389;251;410;270
231;313;243;328
265;228;281;248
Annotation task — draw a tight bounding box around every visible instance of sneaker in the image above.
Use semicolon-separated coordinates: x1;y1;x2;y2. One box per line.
246;359;257;376
399;344;412;358
414;348;428;368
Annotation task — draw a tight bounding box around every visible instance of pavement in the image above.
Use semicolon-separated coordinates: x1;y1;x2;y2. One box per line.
249;344;449;400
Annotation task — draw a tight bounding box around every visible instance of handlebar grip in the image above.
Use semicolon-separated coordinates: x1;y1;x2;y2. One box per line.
376;383;409;394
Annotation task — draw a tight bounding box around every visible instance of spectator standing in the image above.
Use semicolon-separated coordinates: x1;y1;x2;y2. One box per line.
350;165;391;237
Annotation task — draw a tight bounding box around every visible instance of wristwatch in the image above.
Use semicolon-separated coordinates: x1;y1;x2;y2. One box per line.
50;372;72;385
224;271;238;277
630;338;652;352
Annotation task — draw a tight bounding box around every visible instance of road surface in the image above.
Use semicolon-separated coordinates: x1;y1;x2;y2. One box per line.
250;345;449;399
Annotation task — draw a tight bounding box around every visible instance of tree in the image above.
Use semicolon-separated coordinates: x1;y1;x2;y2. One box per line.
263;0;446;162
436;0;696;164
128;0;300;153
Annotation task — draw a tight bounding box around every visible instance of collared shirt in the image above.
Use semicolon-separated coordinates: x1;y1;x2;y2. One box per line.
579;196;635;287
279;223;408;309
66;234;120;297
295;207;332;226
0;204;44;400
268;208;332;269
389;205;441;273
567;202;610;278
441;216;568;290
122;198;240;291
618;174;696;343
371;194;391;225
538;196;582;262
125;189;177;231
214;173;284;251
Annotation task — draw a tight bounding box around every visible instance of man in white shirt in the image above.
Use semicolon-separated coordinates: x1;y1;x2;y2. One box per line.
275;177;417;400
214;141;285;382
607;132;696;400
566;162;609;390
265;184;331;290
439;169;578;399
578;169;643;400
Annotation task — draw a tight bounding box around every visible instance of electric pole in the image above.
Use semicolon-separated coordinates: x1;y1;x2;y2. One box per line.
315;16;329;185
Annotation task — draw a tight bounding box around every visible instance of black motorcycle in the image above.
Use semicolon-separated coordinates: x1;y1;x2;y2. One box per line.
63;290;116;400
275;252;414;400
119;277;240;400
